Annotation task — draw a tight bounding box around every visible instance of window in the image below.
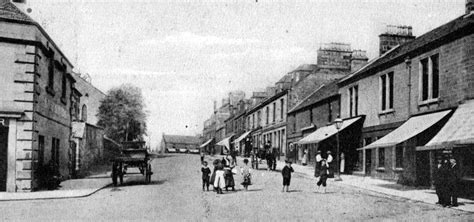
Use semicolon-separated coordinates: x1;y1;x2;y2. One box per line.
348;85;358;117
61;73;67;102
395;146;403;168
378;147;385;168
38;135;45;167
280;99;284;120
419;54;439;102
81;105;87;122
380;72;394;111
47;50;55;94
266;107;269;125
272;102;276;123
51;138;60;167
328;102;332;123
257;111;261;127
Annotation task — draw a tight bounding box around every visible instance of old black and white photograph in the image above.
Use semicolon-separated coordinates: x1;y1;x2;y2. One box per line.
1;0;474;221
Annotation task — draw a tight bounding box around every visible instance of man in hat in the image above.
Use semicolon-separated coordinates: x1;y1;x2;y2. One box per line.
314;150;322;177
281;160;294;192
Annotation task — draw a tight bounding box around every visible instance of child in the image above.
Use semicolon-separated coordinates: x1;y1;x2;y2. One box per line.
281;160;294;192
214;160;225;194
201;161;211;191
241;159;252;191
317;159;329;193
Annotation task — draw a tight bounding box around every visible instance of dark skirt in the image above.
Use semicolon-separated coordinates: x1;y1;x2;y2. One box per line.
241;174;251;186
224;170;235;187
210;171;216;185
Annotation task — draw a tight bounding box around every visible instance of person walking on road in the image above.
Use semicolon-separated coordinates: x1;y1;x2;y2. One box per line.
317;159;329;193
241;159;252;191
326;151;334;178
281;160;294;192
201;161;211;191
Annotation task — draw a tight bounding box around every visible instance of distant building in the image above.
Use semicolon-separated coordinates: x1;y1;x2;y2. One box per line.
161;134;201;154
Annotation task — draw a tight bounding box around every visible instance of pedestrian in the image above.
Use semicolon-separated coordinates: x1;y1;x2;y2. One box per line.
314;150;322;177
210;159;219;192
448;157;461;207
272;148;278;171
281;160;294;192
213;160;225;194
200;152;205;163
302;149;308;166
435;158;448;206
266;148;273;171
317;159;329;193
231;149;237;166
201;161;211;191
340;152;345;174
241;159;252;191
224;162;236;191
326;151;334;178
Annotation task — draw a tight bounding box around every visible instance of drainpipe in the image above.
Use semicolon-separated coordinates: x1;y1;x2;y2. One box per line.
405;57;412;116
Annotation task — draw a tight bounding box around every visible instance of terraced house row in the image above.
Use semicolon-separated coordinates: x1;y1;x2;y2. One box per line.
201;1;474;189
0;0;107;192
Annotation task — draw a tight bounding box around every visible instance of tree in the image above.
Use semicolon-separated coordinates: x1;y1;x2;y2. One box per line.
97;84;147;142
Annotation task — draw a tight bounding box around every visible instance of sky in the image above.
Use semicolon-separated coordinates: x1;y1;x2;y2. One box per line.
22;0;466;148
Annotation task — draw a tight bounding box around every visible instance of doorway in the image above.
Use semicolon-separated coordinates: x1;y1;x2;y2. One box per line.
0;125;9;191
365;149;372;176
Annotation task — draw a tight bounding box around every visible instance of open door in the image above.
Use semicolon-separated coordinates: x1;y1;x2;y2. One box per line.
0;125;8;191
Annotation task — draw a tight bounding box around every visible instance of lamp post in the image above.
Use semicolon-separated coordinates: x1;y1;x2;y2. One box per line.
334;117;343;181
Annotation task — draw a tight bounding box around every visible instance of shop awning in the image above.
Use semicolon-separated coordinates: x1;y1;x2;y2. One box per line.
233;131;251;144
360;110;452;150
297;117;361;145
200;138;213;148
417;100;474;151
216;135;234;149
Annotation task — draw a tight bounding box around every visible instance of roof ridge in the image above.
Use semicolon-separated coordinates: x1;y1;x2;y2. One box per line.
288;84;326;113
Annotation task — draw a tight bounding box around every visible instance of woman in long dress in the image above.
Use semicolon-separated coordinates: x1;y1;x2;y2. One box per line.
213;160;225;194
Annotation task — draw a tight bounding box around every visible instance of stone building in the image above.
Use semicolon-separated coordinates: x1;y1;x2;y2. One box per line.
70;73;106;178
339;3;474;186
0;0;76;191
246;90;288;157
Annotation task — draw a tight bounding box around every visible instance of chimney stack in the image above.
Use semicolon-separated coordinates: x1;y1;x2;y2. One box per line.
379;25;415;56
467;0;474;14
350;50;369;73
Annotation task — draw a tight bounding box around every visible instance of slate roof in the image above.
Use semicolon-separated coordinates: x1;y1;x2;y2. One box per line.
339;13;474;86
288;80;339;114
162;134;201;145
0;1;34;23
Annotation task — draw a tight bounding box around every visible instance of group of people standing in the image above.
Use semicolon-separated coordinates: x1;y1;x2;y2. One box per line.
435;156;461;207
201;154;252;194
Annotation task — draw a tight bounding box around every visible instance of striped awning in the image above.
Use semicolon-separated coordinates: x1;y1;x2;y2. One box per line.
297;117;361;145
359;110;451;150
200;138;213;148
233;131;251;144
417;100;474;151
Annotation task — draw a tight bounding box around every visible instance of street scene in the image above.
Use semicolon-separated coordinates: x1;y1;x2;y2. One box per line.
1;154;473;221
1;0;474;221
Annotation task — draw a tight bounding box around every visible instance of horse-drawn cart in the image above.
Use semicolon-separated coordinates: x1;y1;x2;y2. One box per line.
111;141;153;186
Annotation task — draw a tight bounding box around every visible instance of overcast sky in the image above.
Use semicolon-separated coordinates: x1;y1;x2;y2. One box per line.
24;0;465;148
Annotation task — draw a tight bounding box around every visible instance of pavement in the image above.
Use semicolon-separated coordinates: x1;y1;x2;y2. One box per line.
268;157;474;213
0;172;112;201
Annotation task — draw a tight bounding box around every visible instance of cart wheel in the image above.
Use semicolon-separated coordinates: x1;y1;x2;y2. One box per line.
112;162;118;186
119;162;124;185
145;163;152;184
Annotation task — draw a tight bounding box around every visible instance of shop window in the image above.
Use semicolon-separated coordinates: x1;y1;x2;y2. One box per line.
419;54;439;102
378;147;385;168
